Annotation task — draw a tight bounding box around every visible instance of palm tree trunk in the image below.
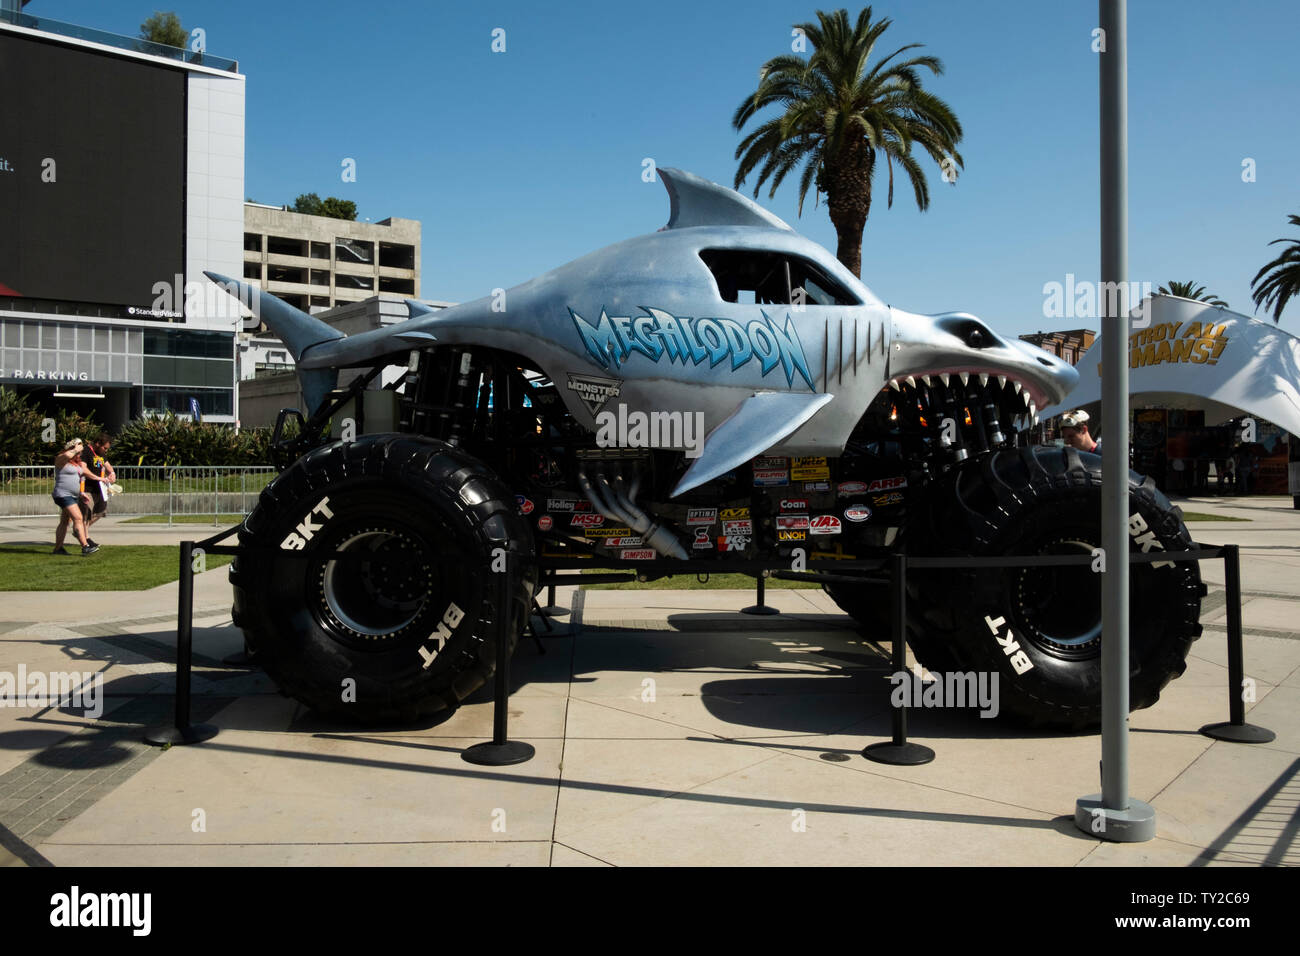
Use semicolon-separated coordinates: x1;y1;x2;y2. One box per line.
824;142;872;278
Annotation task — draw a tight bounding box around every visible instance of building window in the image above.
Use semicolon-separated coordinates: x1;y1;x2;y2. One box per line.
268;265;307;285
336;274;374;291
243;233;263;253
379;276;415;295
309;270;331;288
267;235;308;258
335;237;374;265
379;242;415;270
142;387;233;417
243;262;262;280
310;241;331;260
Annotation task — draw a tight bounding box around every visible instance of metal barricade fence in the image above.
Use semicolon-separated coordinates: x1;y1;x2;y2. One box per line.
0;465;276;524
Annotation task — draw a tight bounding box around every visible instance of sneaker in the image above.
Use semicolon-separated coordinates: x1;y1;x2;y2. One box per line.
52;546;69;555
81;544;99;556
86;538;97;548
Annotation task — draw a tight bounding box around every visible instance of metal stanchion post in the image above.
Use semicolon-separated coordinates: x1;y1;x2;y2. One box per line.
863;553;934;765
1200;544;1275;743
539;581;567;617
145;540;218;745
741;571;779;616
463;552;535;766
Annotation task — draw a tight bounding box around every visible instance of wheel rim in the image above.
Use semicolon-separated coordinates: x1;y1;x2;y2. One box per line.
317;526;436;642
1013;536;1103;658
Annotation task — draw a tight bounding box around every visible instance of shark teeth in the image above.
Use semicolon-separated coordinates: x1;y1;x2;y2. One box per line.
921;374;932;386
978;373;988;386
889;379;901;391
1029;401;1037;417
959;372;969;386
1032;413;1039;426
1022;390;1031;406
939;373;950;387
905;375;916;388
997;375;1007;389
1013;381;1023;396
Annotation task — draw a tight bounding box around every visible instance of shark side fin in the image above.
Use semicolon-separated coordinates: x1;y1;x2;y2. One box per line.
658;168;794;232
205;271;341;415
671;391;833;497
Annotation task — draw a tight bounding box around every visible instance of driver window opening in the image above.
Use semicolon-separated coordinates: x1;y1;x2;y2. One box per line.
698;249;859;306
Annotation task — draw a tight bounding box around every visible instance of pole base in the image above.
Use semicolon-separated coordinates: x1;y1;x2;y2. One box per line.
144;723;218;746
1199;721;1276;744
741;604;780;616
222;650;257;668
462;740;535;766
1074;794;1156;842
862;741;935;765
539;606;569;617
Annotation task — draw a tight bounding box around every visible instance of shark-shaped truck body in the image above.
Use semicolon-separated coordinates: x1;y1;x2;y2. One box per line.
213;169;1204;728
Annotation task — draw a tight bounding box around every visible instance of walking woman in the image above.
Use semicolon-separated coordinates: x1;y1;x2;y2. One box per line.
52;438;99;555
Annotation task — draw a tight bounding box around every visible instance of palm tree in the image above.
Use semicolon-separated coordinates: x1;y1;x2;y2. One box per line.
1251;213;1300;323
1156;281;1228;308
732;7;963;277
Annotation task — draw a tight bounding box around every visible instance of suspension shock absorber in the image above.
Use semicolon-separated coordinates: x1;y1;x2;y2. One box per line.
445;349;477;448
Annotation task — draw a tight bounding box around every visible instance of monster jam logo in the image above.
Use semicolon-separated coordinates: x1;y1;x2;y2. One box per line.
566;373;622;414
570;307;815;390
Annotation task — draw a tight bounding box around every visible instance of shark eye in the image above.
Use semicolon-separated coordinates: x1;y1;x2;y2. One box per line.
937;315;996;349
968;328;985;348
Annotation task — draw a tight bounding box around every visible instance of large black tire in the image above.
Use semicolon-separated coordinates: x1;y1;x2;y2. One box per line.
230;434;536;724
821;580;964;672
906;445;1204;728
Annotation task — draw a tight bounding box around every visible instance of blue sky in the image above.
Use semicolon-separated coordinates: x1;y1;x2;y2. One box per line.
34;0;1300;334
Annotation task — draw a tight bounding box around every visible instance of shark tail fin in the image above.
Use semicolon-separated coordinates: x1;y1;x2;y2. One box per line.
205;271;342;415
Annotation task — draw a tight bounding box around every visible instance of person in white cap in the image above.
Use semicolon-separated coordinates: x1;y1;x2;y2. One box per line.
1060;409;1101;454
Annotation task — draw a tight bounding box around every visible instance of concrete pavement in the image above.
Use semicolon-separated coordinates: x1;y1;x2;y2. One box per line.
0;499;1296;866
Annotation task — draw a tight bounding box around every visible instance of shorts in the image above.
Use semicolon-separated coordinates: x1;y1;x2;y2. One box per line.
52;493;80;509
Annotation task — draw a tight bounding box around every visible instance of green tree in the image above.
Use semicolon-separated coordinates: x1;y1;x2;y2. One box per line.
1251;213;1300;323
732;6;963;277
139;11;187;48
1156;281;1228;308
292;193;358;221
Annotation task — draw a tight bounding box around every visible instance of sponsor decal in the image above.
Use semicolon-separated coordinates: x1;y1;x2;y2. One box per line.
516;495;535;515
1122;320;1230;370
571;307;815;390
776;515;810;531
791;456;829;480
753;468;789;487
720;507;750;521
686;507;718;526
866;476;907;492
754;456;788;470
843;505;872;522
575;499;593;512
803;480;830;492
718;534;750;552
778;529;806;541
537;515;554;531
620;548;655;560
984;614;1034;674
692;528;714;550
871;492;904;507
809;514;842;534
570;513;605;529
603;535;644;547
837;481;868;495
778;498;808;513
418;602;464;669
566;372;623;414
547;498;576;512
722;519;754;535
584;526;634;538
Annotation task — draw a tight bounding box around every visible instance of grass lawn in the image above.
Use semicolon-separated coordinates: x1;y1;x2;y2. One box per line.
0;544;232;591
123;514;247;524
1181;512;1251;522
580;569;819;590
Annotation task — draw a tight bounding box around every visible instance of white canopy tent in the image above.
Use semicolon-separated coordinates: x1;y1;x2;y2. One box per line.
1041;294;1300;439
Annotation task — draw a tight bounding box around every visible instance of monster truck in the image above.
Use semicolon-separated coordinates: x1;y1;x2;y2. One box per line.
208;168;1204;729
